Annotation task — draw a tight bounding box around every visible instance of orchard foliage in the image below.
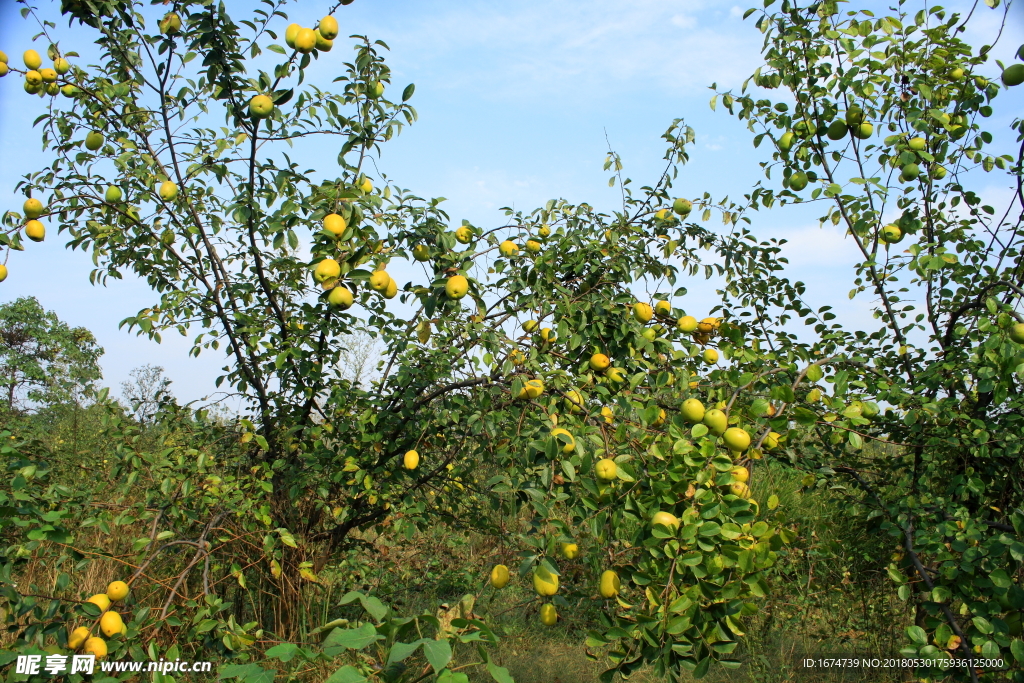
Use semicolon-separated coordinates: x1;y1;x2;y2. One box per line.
0;0;1022;681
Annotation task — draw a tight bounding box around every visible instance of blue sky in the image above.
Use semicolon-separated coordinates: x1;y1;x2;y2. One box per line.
1;0;1022;406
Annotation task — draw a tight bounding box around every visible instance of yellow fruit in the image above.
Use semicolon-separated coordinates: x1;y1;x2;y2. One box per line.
779;130;796;150
723;427;751;452
68;626;91;650
54;57;70;75
490;564;509;589
601;406;614;424
698;317;720;333
314;258;341;283
807;388;822;403
1009;323;1024;344
25;220;45;242
106;581;129;602
383;277;398;299
908;136;926;151
403;449;419;470
551;428;575;453
99;611;123;637
285;23;301;48
105;186;122;203
589;353;610;371
159;12;182;34
538;224;551;238
315;30;333;51
654;208;669;220
703;409;728;435
24;49;42;70
369;270;390;292
881;224;903;244
730;466;749;484
23;198;44;219
652;408;667;427
412;244;430;261
365;81;384;99
763;431;781;450
87;594;111;611
83;636;108;658
673;198;692;216
319;15;339;40
525;239;541;253
0;265;7;283
445;274;469;299
540;327;557;343
651;511;680;530
564;391;584;414
677;315;698;333
25;70;43;86
681;398;705;423
540;603;557;626
599;569;621;598
517;378;544;400
509;349;524;365
159;180;178;201
294;28;317;53
606;367;626;384
328;285;354;309
323;213;347;236
40;68;57;83
702;348;719;364
533;565;559;596
249;94;274;118
654;300;672;317
45;82;59;96
729;482;751;497
595;458;617;481
499;240;519;257
85;131;104;151
561;543;579;559
455;226;473;243
523;319;539;333
633;302;654;323
0;63;7;77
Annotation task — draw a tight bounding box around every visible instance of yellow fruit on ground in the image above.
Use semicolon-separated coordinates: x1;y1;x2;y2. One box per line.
730;466;749;484
25;220;45;242
599;569;621;598
564;391;584;414
654;300;672;317
681;398;705;423
68;626;91;650
159;180;178;201
651;511;680;531
702;348;719;364
314;258;341;283
595;458;618;481
249;94;274;118
0;265;7;283
445;274;469;299
601;406;614;424
561;542;579;559
87;594;111;611
533;566;559;596
703;409;728;435
54;57;70;75
319;15;339;40
24;49;42;70
285;23;301;48
723;427;751;452
633;302;654;323
99;611;123;637
550;427;575;453
540;327;557;343
83;637;107;658
540;603;557;626
323;213;347;236
23;198;44;219
328;285;354;309
383;277;398;299
525;239;541;253
412;244;430;261
294;28;317;53
85;131;104;150
106;581;129;602
490;564;509;589
403;450;419;470
764;431;781;450
589;353;610;371
729;482;751;497
369;270;390;292
499;240;519;257
677;315;698;333
606;367;626;384
455;226;473;243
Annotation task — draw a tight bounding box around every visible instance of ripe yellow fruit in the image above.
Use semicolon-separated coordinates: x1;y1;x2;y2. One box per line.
606;367;626;384
540;327;557;343
651;408;666;427
807;388;822;403
589;353;610;371
881;224;903;244
159;181;178;201
285;23;301;48
490;564;509;589
509;349;524;365
1010;323;1024;344
369;270;390;292
702;348;719;364
294;28;317;53
412;244;430;261
595;458;617;481
533;565;559;596
677;315;698;333
0;51;6;64
681;398;705;423
0;265;7;283
319;15;339;40
651;511;680;530
723;427;751;452
525;239;541;253
551;427;575;453
85;131;104;151
523;319;539;333
323;213;347;236
99;611;123;637
729;482;751;497
40;68;57;83
654;208;669;220
23;198;44;219
499;240;519;257
159;12;182;34
365;81;384;98
654;300;672;317
25;220;45;242
540;603;557;626
633;302;654;323
384;277;398;299
538;224;551;238
87;594;111;611
328;285;354;309
315;29;334;51
763;431;781;450
601;406;614;424
106;581;129;602
703;409;728;436
445;274;469;299
25;70;43;86
314;258;341;283
68;626;91;650
402;449;419;470
564;391;584;414
54;57;70;75
697;317;720;333
561;542;579;559
599;569;621;598
730;466;749;484
24;49;42;70
0;63;7;78
455;225;473;243
517;378;544;400
83;636;107;658
249;94;274;118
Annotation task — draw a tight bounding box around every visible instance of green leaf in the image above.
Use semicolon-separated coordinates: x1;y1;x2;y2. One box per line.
264;642;299;662
322;623;382;654
1011;639;1024;663
906;625;928;645
325;666;368;683
487;661;515;683
437;671;470;683
402;83;416;101
422;639;452;672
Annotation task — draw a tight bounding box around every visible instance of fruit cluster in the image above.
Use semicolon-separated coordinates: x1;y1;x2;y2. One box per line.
66;580;131;659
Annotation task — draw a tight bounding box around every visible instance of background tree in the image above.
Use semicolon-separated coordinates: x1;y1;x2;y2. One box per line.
120;363;173;423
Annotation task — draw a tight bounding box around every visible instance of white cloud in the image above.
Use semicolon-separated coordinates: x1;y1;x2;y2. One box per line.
671;14;698;29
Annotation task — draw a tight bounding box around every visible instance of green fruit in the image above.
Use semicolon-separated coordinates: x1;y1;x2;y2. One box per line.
778;131;795;151
826;120;848;140
881;224;903;244
703;409;728;436
680;398;705;423
672;198;692;216
315;30;333;52
723;427;751;452
105;186;122;203
1009;323;1024;344
1002;64;1024;87
789;171;808;191
793;119;814;139
845;107;865;127
901;163;920;181
908;136;926;151
412;245;430;261
85;131;104;151
159;12;182;35
328;285;353;309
